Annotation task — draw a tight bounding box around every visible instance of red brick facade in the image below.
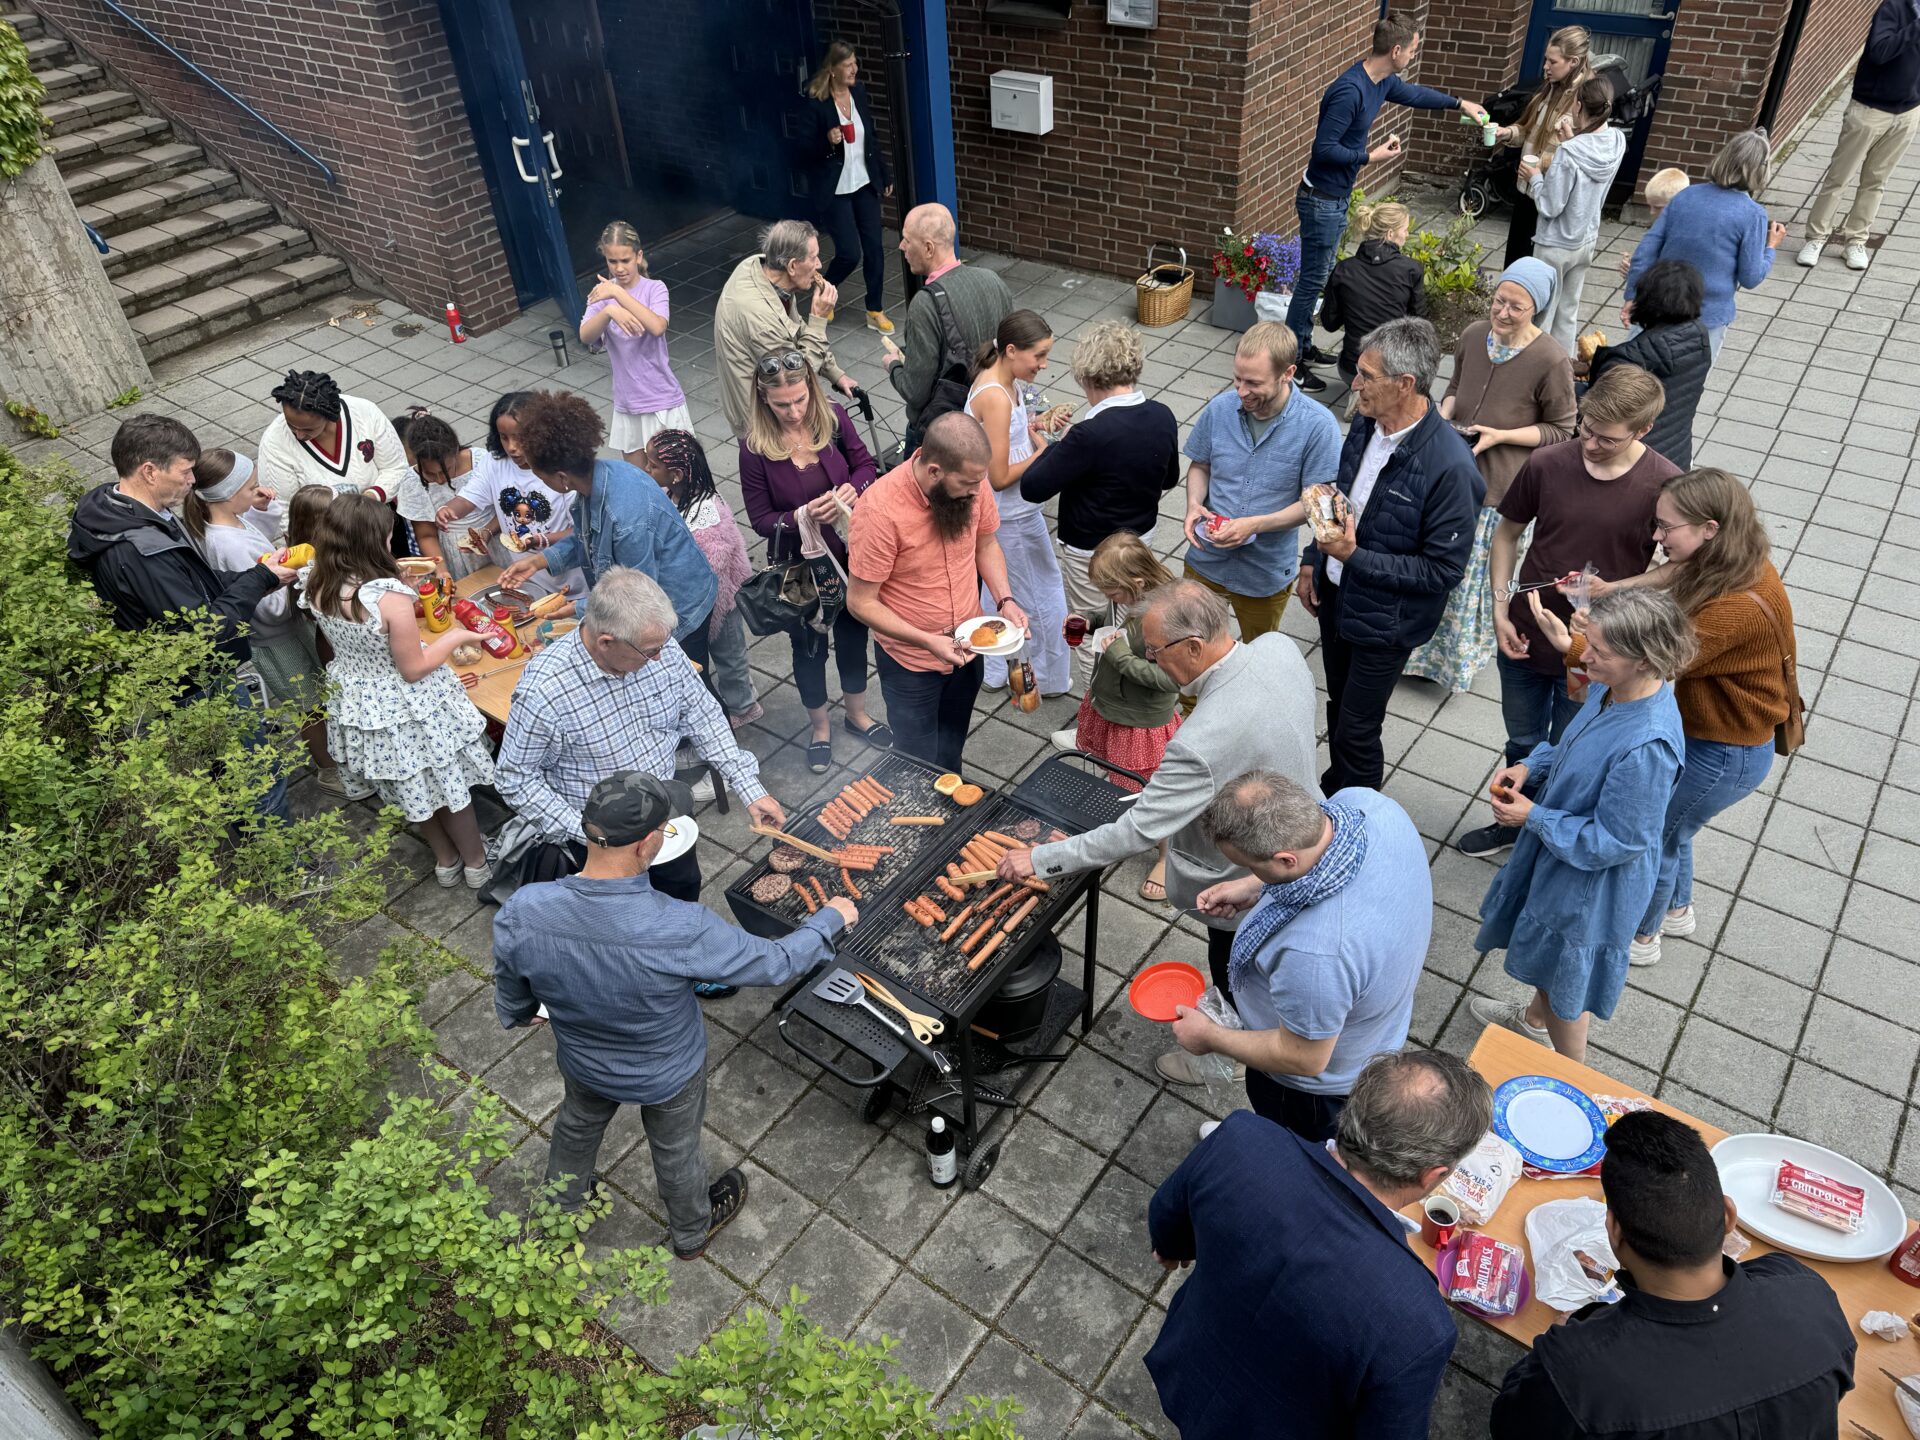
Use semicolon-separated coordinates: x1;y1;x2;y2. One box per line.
30;0;519;330
1769;0;1878;140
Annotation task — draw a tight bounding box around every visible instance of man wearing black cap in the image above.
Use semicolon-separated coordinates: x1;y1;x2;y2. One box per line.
493;771;858;1259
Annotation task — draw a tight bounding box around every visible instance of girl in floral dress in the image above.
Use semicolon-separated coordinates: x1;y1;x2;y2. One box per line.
302;491;498;889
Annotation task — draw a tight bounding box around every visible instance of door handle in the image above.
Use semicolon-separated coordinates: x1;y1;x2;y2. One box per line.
541;131;564;179
510;135;538;183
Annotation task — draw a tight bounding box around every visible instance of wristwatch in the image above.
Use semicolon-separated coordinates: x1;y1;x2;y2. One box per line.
995;595;1019;612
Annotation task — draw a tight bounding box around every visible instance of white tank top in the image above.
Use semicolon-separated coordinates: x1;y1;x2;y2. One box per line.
964;380;1034;465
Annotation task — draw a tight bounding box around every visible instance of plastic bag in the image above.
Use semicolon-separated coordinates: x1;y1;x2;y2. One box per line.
1253;289;1291;325
1442;1130;1524;1226
1525;1197;1625;1311
1185;985;1245;1082
1442;1232;1528;1317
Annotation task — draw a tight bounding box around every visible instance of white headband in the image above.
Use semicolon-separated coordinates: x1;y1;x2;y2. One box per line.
196;451;255;503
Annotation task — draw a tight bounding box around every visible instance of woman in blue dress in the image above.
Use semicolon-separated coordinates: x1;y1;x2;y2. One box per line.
1467;588;1692;1062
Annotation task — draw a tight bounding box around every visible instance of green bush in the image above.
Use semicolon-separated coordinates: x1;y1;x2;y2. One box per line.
0;17;45;180
0;449;1022;1439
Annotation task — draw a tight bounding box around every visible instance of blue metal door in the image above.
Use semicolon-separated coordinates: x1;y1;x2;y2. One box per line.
440;0;583;322
1520;0;1678;184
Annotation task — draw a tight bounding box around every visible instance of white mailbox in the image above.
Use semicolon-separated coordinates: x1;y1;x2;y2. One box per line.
989;70;1054;135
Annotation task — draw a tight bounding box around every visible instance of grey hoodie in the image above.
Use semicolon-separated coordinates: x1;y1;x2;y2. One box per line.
1530;125;1626;251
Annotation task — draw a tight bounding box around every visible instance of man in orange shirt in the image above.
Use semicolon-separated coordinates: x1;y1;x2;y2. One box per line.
848;413;1030;771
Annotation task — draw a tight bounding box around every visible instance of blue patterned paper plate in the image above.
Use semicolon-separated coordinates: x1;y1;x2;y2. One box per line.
1492;1074;1608;1173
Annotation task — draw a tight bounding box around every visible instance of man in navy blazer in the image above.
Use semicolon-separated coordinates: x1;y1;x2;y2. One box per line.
1146;1048;1492;1439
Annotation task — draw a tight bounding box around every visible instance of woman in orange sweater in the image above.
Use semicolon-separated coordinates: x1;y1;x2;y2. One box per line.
1532;468;1797;966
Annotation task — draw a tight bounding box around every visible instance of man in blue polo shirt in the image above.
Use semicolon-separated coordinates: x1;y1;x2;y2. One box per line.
1288;12;1486;392
1146;1048;1492;1440
1181;322;1340;682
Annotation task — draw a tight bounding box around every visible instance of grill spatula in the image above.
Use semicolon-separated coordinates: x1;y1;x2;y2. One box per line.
814;968;951;1074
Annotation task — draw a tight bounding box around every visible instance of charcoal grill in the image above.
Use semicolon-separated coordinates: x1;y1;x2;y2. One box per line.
726;750;1139;1189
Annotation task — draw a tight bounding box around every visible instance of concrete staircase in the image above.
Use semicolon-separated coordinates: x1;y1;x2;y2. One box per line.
12;7;352;362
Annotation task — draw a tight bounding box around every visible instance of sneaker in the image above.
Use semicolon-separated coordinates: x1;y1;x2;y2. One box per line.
1296;366;1328;394
1467;995;1550;1045
1628;934;1662;967
1304;344;1334;365
1198;1119;1221;1141
464;863;492;891
727;701;765;731
822;307;836;324
1049;726;1080;753
316;767;376;801
689;773;716;804
866;309;895;334
674;1167;749;1260
1457;822;1519;858
434;861;462;888
694;981;739;999
1155;1050;1244;1086
1661;906;1697;938
1845;241;1870;271
1796;239;1823;267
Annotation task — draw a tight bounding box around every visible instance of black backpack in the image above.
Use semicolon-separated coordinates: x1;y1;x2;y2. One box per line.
918;278;974;427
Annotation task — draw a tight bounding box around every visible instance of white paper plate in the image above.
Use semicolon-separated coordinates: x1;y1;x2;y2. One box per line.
953;615;1024;658
1712;1132;1907;1262
654;814;698;866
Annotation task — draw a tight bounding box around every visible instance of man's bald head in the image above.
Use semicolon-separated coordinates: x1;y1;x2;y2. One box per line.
900;204;958;276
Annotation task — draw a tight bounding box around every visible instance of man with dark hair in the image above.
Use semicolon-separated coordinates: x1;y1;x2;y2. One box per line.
1147;1049;1491;1439
846;413;1029;770
1493;1110;1855;1437
69;415;295;667
1288;13;1487;392
1168;768;1429;1139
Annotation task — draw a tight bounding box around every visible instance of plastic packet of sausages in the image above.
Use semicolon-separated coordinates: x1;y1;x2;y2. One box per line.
1772;1160;1866;1234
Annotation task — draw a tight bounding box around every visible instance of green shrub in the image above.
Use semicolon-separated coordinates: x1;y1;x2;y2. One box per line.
0;17;45;180
0;451;1022;1439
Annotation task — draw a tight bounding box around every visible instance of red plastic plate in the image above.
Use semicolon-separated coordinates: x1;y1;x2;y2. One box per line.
1128;961;1206;1022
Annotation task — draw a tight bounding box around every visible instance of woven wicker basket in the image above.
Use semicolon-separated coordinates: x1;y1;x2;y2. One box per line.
1136;244;1193;327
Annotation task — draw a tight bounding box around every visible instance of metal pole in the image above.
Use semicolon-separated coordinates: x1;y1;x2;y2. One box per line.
1756;0;1816;137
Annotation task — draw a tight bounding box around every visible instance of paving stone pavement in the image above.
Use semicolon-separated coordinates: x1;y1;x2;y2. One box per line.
21;84;1920;1438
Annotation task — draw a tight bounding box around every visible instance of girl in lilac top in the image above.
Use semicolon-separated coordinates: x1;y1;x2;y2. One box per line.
738;355;890;771
579;221;692;462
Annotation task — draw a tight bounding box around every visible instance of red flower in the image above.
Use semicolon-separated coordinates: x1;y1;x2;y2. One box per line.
1243;245;1254;256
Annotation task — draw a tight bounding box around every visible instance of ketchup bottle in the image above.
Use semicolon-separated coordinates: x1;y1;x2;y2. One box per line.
452;597;515;659
445;301;466;344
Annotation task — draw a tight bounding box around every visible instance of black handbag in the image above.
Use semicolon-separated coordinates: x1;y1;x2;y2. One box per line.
735;519;849;636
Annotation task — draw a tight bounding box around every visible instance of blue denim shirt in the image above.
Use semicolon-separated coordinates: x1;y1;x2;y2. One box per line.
493;873;843;1104
540;459;719;641
1183;386;1341;598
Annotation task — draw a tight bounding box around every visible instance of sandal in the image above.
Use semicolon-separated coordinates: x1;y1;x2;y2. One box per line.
846;719;894;749
1138;875;1167;903
807;739;833;774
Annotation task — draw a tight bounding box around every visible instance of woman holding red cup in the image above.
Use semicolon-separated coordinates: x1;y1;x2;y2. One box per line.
804;43;895;336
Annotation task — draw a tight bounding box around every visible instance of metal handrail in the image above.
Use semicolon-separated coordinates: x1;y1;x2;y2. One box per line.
92;0;337;186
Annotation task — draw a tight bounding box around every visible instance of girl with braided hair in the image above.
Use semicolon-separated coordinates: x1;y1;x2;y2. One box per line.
257;368;410;504
641;429;762;726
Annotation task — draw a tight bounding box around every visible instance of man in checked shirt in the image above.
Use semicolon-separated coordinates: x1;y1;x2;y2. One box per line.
493;568;788;975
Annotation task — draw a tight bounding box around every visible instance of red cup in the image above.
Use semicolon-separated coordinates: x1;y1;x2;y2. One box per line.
841;122;856;143
1063;613;1088;647
1420;1194;1461;1250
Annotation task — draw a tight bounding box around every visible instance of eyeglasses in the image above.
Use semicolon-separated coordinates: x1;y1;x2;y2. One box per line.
755;351;809;384
1488;296;1532;316
1578;424;1635;450
1142;633;1201;662
612;635;667;663
1350;366;1406;388
1651;518;1698;539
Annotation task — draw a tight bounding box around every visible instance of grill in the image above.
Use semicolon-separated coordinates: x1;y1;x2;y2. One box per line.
737;751;1140;1190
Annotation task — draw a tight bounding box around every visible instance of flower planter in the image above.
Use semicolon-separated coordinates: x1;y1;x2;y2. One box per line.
1208;282;1257;333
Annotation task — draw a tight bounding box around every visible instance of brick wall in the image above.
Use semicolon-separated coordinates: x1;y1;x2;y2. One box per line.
1406;0;1529;177
1632;0;1789;190
1769;0;1876;140
30;0;520;329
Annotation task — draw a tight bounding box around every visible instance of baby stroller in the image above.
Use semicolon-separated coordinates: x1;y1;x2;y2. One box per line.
1457;58;1663;217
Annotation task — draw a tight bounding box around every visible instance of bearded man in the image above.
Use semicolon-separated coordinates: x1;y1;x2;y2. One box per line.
847;412;1031;771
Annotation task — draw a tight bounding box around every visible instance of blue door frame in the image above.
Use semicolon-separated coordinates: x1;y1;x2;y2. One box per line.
1519;0;1677;187
445;0;955;318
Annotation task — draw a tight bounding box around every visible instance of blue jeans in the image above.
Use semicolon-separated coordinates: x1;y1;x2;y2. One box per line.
232;678;289;821
547;1067;710;1253
1637;737;1773;936
1496;652;1581;769
1286;185;1349;363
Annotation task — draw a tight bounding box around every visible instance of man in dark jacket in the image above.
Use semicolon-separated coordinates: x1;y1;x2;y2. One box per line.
1296;318;1481;792
69;415;296;816
1146;1048;1491;1440
1493;1110;1855;1438
68;414;293;665
1798;0;1920;272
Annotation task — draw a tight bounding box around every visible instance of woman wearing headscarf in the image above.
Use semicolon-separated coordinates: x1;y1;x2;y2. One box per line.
1405;258;1576;692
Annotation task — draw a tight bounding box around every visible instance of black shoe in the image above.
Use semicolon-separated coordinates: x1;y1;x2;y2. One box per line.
1296;367;1327;394
694;982;739;1000
674;1167;749;1260
1457;822;1520;858
845;718;894;749
1304;344;1334;365
807;738;832;773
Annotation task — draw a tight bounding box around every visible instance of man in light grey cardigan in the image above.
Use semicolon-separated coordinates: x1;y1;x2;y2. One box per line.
995;579;1320;1085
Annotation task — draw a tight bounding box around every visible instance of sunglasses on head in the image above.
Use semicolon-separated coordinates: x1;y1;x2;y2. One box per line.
755;351;809;384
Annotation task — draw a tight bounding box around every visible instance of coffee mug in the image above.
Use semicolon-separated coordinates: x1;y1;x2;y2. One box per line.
1420;1194;1461;1249
841;122;857;143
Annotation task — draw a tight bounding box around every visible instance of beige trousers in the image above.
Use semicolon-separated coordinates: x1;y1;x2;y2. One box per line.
1807;97;1920;245
1058;541;1111;694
